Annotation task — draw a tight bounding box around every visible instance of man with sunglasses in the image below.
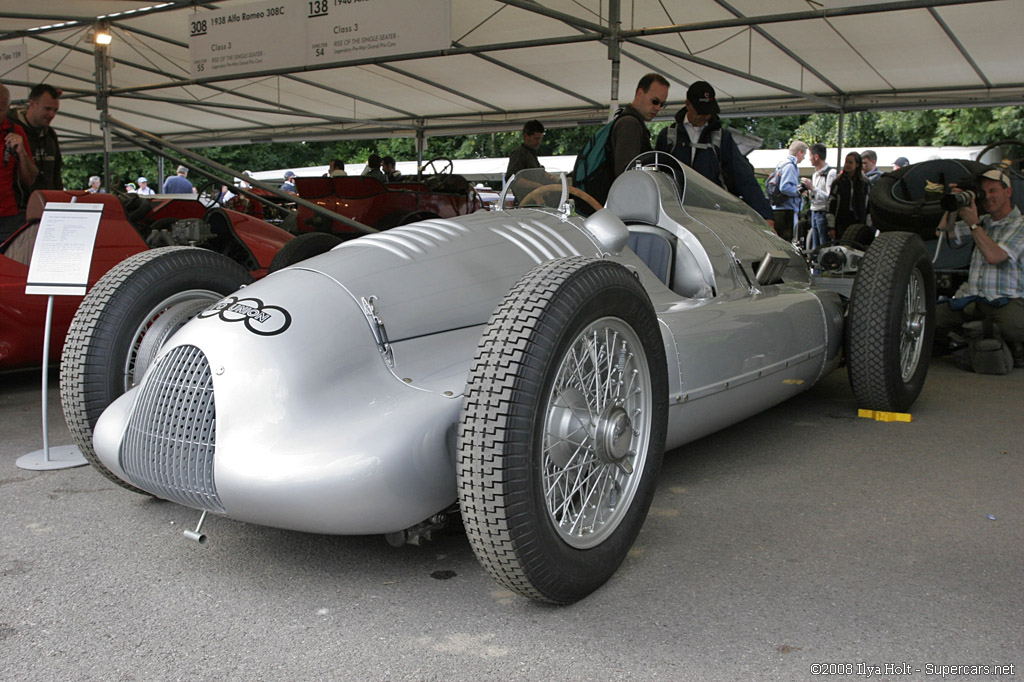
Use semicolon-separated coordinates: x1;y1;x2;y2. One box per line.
610;73;670;180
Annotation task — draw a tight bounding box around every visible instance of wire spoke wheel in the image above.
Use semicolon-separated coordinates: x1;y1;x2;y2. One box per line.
458;257;667;604
847;231;935;412
125;290;223;389
900;268;928;382
542;318;652;549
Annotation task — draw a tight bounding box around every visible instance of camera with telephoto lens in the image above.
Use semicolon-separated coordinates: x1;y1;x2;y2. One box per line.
940;175;985;214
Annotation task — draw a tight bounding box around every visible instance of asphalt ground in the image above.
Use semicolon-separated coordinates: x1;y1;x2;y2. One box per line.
1;358;1021;682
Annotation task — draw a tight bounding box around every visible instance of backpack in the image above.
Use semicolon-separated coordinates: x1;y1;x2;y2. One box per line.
765;159;792;206
663;126;727;189
572;110;627;204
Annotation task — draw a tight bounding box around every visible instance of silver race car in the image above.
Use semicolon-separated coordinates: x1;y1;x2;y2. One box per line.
70;155;935;604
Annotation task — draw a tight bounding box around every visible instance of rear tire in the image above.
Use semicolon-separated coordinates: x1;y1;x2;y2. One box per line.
60;247;251;491
846;232;935;412
373;211;438;231
457;257;668;604
268;232;341;272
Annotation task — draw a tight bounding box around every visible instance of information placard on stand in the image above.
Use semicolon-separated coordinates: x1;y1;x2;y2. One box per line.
17;203;103;471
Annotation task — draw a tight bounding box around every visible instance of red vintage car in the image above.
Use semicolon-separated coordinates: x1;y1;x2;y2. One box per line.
0;189;293;372
293;174;484;234
230;162;484;237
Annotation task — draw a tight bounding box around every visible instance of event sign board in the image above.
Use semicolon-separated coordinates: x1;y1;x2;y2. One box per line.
305;0;451;65
0;40;30;101
189;0;303;78
25;204;103;297
189;0;451;79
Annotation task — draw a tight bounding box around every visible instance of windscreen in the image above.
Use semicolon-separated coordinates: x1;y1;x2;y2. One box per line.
499;169;567;209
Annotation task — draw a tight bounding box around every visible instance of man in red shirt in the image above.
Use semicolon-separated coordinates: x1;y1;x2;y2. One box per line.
0;84;38;243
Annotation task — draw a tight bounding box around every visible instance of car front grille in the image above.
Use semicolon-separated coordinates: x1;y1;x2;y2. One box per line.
120;344;224;513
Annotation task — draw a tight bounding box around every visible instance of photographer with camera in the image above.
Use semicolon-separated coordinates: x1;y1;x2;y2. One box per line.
935;166;1024;368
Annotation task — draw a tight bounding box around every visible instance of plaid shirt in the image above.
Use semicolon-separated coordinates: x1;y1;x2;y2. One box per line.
964;206;1024;299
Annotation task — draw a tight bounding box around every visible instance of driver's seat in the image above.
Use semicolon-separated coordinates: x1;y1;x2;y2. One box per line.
608;171;712;298
625;229;673;287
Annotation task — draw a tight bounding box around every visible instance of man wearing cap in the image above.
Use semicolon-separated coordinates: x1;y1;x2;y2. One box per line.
163;165;195;194
656;80;774;229
136;176;154;195
280;170;297;194
935;166;1024;366
6;83;62;208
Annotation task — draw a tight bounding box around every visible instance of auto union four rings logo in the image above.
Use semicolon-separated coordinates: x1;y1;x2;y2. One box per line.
197;296;292;336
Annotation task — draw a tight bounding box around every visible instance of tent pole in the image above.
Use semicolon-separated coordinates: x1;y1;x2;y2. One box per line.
93;21;112;191
416;120;426;179
608;0;621;120
836;107;845;169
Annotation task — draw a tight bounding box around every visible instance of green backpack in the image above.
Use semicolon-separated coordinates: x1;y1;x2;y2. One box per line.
572;112;626;204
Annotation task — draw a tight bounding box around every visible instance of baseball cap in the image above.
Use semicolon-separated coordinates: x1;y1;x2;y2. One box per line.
137;176;147;183
892;157;910;168
980;167;1011;187
686;81;720;115
284;170;296;179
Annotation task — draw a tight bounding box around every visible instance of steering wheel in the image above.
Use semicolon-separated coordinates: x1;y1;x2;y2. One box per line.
421;157;454;176
193;176;232;206
519;184;603;212
110;187;152;224
975;139;1024;174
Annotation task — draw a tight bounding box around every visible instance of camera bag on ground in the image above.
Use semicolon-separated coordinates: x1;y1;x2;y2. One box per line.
952;318;1014;375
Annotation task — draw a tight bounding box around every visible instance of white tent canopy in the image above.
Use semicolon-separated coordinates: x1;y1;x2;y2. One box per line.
2;0;1022;155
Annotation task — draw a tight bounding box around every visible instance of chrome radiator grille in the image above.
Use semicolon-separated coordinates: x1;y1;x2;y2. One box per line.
120;344;224;513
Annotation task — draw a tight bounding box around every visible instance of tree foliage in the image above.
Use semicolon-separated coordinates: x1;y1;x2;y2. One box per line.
60;107;1024;190
791;107;1024;147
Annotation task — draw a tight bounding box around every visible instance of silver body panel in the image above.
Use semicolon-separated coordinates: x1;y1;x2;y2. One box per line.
93;165;845;535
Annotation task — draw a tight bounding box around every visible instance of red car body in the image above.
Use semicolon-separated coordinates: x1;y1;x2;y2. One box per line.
0;190;293;371
235;175;484;234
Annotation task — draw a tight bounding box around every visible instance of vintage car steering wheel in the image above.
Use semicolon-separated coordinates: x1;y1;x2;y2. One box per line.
975;139;1024;174
421;157;454;175
519;184;603;212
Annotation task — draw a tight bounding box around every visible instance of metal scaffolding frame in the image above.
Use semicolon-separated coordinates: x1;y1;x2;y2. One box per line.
1;0;1021;159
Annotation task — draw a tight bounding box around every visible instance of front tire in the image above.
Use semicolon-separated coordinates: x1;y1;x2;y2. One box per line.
846;231;935;412
60;247;252;491
457;257;668;604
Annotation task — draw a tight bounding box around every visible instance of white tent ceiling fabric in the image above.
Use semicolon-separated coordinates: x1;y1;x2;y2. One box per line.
2;0;1022;154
